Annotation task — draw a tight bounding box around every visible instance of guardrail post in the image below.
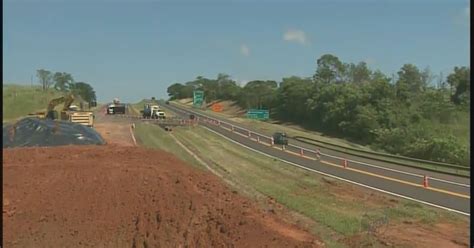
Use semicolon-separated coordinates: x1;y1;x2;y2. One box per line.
343;159;348;168
316;149;321;160
248;131;251;138
218;120;221;126
300;148;304;156
282;145;285;151
271;137;274;146
231;125;234;132
257;136;260;143
423;175;429;188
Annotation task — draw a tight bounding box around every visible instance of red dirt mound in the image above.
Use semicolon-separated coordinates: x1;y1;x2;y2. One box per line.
3;145;321;247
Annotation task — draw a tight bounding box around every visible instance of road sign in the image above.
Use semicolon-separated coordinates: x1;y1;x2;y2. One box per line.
193;90;204;108
246;109;269;120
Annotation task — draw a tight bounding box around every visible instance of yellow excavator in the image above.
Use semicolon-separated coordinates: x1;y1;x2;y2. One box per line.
29;93;95;127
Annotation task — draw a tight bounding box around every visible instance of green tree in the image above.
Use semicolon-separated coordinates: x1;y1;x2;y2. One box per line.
276;76;312;121
239;80;277;109
70;82;97;103
313;54;345;84
395;64;426;101
53;72;74;92
167;83;186;100
36;69;53;91
447;66;470;106
346;62;372;84
216;73;240;100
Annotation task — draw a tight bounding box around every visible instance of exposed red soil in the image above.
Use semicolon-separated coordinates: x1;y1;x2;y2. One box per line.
3;145;321;247
94;122;135;146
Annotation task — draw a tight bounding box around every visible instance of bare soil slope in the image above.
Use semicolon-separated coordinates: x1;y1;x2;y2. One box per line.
3;144;320;247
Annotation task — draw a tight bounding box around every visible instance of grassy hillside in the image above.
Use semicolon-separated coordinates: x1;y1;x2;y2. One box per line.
3;85;63;122
3;84;98;123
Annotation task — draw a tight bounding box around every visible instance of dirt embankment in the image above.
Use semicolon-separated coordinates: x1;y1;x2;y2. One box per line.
3;145;321;247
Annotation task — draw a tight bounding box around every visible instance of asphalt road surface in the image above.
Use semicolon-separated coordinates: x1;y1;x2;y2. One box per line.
162;103;470;215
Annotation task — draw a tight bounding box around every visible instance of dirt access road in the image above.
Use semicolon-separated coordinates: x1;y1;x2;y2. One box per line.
2;111;321;247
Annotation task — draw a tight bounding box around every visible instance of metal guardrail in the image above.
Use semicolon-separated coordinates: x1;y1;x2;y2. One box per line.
293;136;469;171
164;103;470;188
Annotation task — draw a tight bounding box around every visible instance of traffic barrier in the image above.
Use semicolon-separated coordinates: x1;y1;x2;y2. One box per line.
343;159;348;168
423;175;429;188
316;149;321;160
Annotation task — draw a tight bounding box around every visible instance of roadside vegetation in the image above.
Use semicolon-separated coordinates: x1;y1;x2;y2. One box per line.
133;122;469;248
133;122;203;169
166;54;470;166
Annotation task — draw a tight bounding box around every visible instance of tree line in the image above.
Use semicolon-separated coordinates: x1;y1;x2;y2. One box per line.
167;54;470;166
36;69;97;105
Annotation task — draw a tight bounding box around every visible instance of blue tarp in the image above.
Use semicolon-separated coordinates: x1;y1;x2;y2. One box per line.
3;117;105;148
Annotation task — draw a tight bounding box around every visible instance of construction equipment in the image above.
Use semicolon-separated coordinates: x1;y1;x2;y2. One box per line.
107;98;126;115
142;104;152;118
30;93;94;127
272;132;289;145
141;104;166;119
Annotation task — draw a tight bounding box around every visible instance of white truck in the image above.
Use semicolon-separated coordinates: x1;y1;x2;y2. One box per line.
151;105;166;119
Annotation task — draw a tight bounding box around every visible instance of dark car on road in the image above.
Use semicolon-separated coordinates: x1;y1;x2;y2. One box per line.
273;132;288;145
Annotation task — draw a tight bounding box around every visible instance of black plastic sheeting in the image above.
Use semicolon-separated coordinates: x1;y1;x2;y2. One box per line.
3;117;106;148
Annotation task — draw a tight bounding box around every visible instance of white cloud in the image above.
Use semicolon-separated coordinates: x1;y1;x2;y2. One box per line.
240;44;250;57
283;29;308;45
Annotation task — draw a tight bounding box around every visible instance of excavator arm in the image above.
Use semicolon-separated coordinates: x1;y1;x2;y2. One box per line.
62;94;75;111
47;97;65;112
45;94;75;119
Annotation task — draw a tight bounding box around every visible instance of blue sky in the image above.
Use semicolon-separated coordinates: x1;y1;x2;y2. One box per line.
3;0;470;103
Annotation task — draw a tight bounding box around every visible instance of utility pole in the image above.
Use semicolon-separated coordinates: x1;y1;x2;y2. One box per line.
31;75;33;87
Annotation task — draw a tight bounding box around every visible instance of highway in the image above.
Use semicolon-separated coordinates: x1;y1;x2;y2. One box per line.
161;103;470;215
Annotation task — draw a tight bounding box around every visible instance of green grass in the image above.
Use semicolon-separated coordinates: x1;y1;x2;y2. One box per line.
3;84;63;122
133;122;204;170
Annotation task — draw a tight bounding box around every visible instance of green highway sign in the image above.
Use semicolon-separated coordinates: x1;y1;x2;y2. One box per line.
246;109;269;120
193;90;204;108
